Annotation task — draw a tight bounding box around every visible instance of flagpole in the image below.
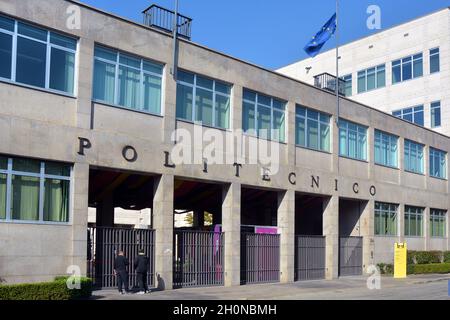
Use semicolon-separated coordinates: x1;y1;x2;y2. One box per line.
335;0;340;174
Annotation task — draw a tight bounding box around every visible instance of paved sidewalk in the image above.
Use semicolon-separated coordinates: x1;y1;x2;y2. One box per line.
92;274;450;300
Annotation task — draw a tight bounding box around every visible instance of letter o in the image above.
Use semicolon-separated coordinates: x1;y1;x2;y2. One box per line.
353;183;359;194
288;172;296;185
370;185;377;196
122;145;138;162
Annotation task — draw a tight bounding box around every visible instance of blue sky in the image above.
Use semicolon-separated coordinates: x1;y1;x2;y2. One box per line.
79;0;449;69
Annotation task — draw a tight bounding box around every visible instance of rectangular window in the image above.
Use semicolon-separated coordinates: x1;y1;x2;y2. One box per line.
430;48;440;74
339;119;367;161
242;89;286;142
296;105;330;152
375;202;398;236
430;209;446;238
341;74;352;97
392;53;423;84
404;206;423;237
429;147;447;179
93;45;163;114
357;64;385;93
404;139;424;174
431;101;441;128
374;130;398;168
392;105;424;126
177;70;231;129
0;16;77;94
0;156;71;223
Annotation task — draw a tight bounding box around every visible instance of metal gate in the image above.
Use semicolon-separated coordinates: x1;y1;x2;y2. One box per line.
241;233;280;284
173;230;224;288
339;236;363;276
295;235;326;281
87;227;155;289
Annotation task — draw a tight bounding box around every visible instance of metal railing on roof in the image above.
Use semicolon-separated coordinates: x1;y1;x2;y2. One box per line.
313;72;347;97
142;4;192;40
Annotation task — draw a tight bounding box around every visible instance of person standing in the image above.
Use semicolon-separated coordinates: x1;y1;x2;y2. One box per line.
134;249;150;294
114;250;130;295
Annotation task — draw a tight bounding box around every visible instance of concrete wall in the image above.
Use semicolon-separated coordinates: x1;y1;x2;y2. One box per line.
0;0;449;284
278;8;450;137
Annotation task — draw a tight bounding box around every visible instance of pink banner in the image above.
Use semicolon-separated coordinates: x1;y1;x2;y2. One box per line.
255;227;278;234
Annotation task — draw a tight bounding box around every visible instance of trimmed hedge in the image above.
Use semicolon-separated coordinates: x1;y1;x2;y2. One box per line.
444;251;450;263
377;263;394;275
408;263;450;275
0;277;92;300
407;250;443;264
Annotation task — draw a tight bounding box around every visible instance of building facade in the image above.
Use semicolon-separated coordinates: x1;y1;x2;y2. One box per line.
278;8;450;136
0;0;449;288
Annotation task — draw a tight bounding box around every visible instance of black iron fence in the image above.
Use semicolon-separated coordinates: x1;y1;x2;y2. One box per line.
87;227;155;289
339;236;363;276
295;235;326;281
142;4;192;40
314;72;347;96
241;233;280;284
173;230;224;288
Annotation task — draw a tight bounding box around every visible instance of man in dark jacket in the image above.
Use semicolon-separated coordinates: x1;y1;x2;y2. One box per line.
114;250;130;294
134;249;150;294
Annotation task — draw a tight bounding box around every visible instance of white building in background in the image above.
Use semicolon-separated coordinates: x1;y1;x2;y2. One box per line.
278;7;450;137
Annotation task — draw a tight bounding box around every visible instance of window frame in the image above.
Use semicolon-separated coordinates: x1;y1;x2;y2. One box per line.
357;64;385;93
0;156;72;225
430;209;447;238
374;130;398;168
243;89;287;142
176;70;232;130
404;206;424;237
430;101;441;128
338;118;368;161
392;105;424;126
404;139;424;175
429;147;447;180
341;74;352;97
0;15;78;96
429;47;440;74
392;53;423;84
295;105;331;152
375;202;398;236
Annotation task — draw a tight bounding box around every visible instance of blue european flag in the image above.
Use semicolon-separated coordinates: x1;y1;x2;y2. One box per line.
304;13;337;58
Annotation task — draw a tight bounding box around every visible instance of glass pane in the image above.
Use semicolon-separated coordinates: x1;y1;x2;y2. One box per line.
119;53;140;69
273;110;285;142
0;173;6;219
143;73;162;114
176;83;193;121
377;68;386;88
414;109;424;126
392;65;401;84
273;99;285;111
0;32;12;79
94;46;117;62
45;162;70;176
13;158;40;173
196;76;213;90
143;60;163;75
430;54;440;73
243;89;256;102
320;123;330;152
50;33;76;50
0;156;7;169
357;74;365;93
243;101;255;132
339;127;347;156
357;131;367;160
402;60;412;81
296;117;306;146
413;58;423;78
195;88;213;126
215;94;230;129
11;175;40;221
18;22;47;41
366;69;376;91
257;106;271;139
257;94;271;107
348;128;357;158
0;15;14;32
93;60;116;104
49;48;75;94
44;179;69;222
307;118;319;149
215;82;231;95
16;37;46;88
118;66;141;109
177;70;194;84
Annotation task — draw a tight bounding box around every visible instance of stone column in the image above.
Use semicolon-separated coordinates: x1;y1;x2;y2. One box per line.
360;199;375;272
277;190;295;283
76;38;94;130
162;64;177;144
323;195;339;279
71;162;89;276
222;182;241;287
153;174;174;290
423;207;430;251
